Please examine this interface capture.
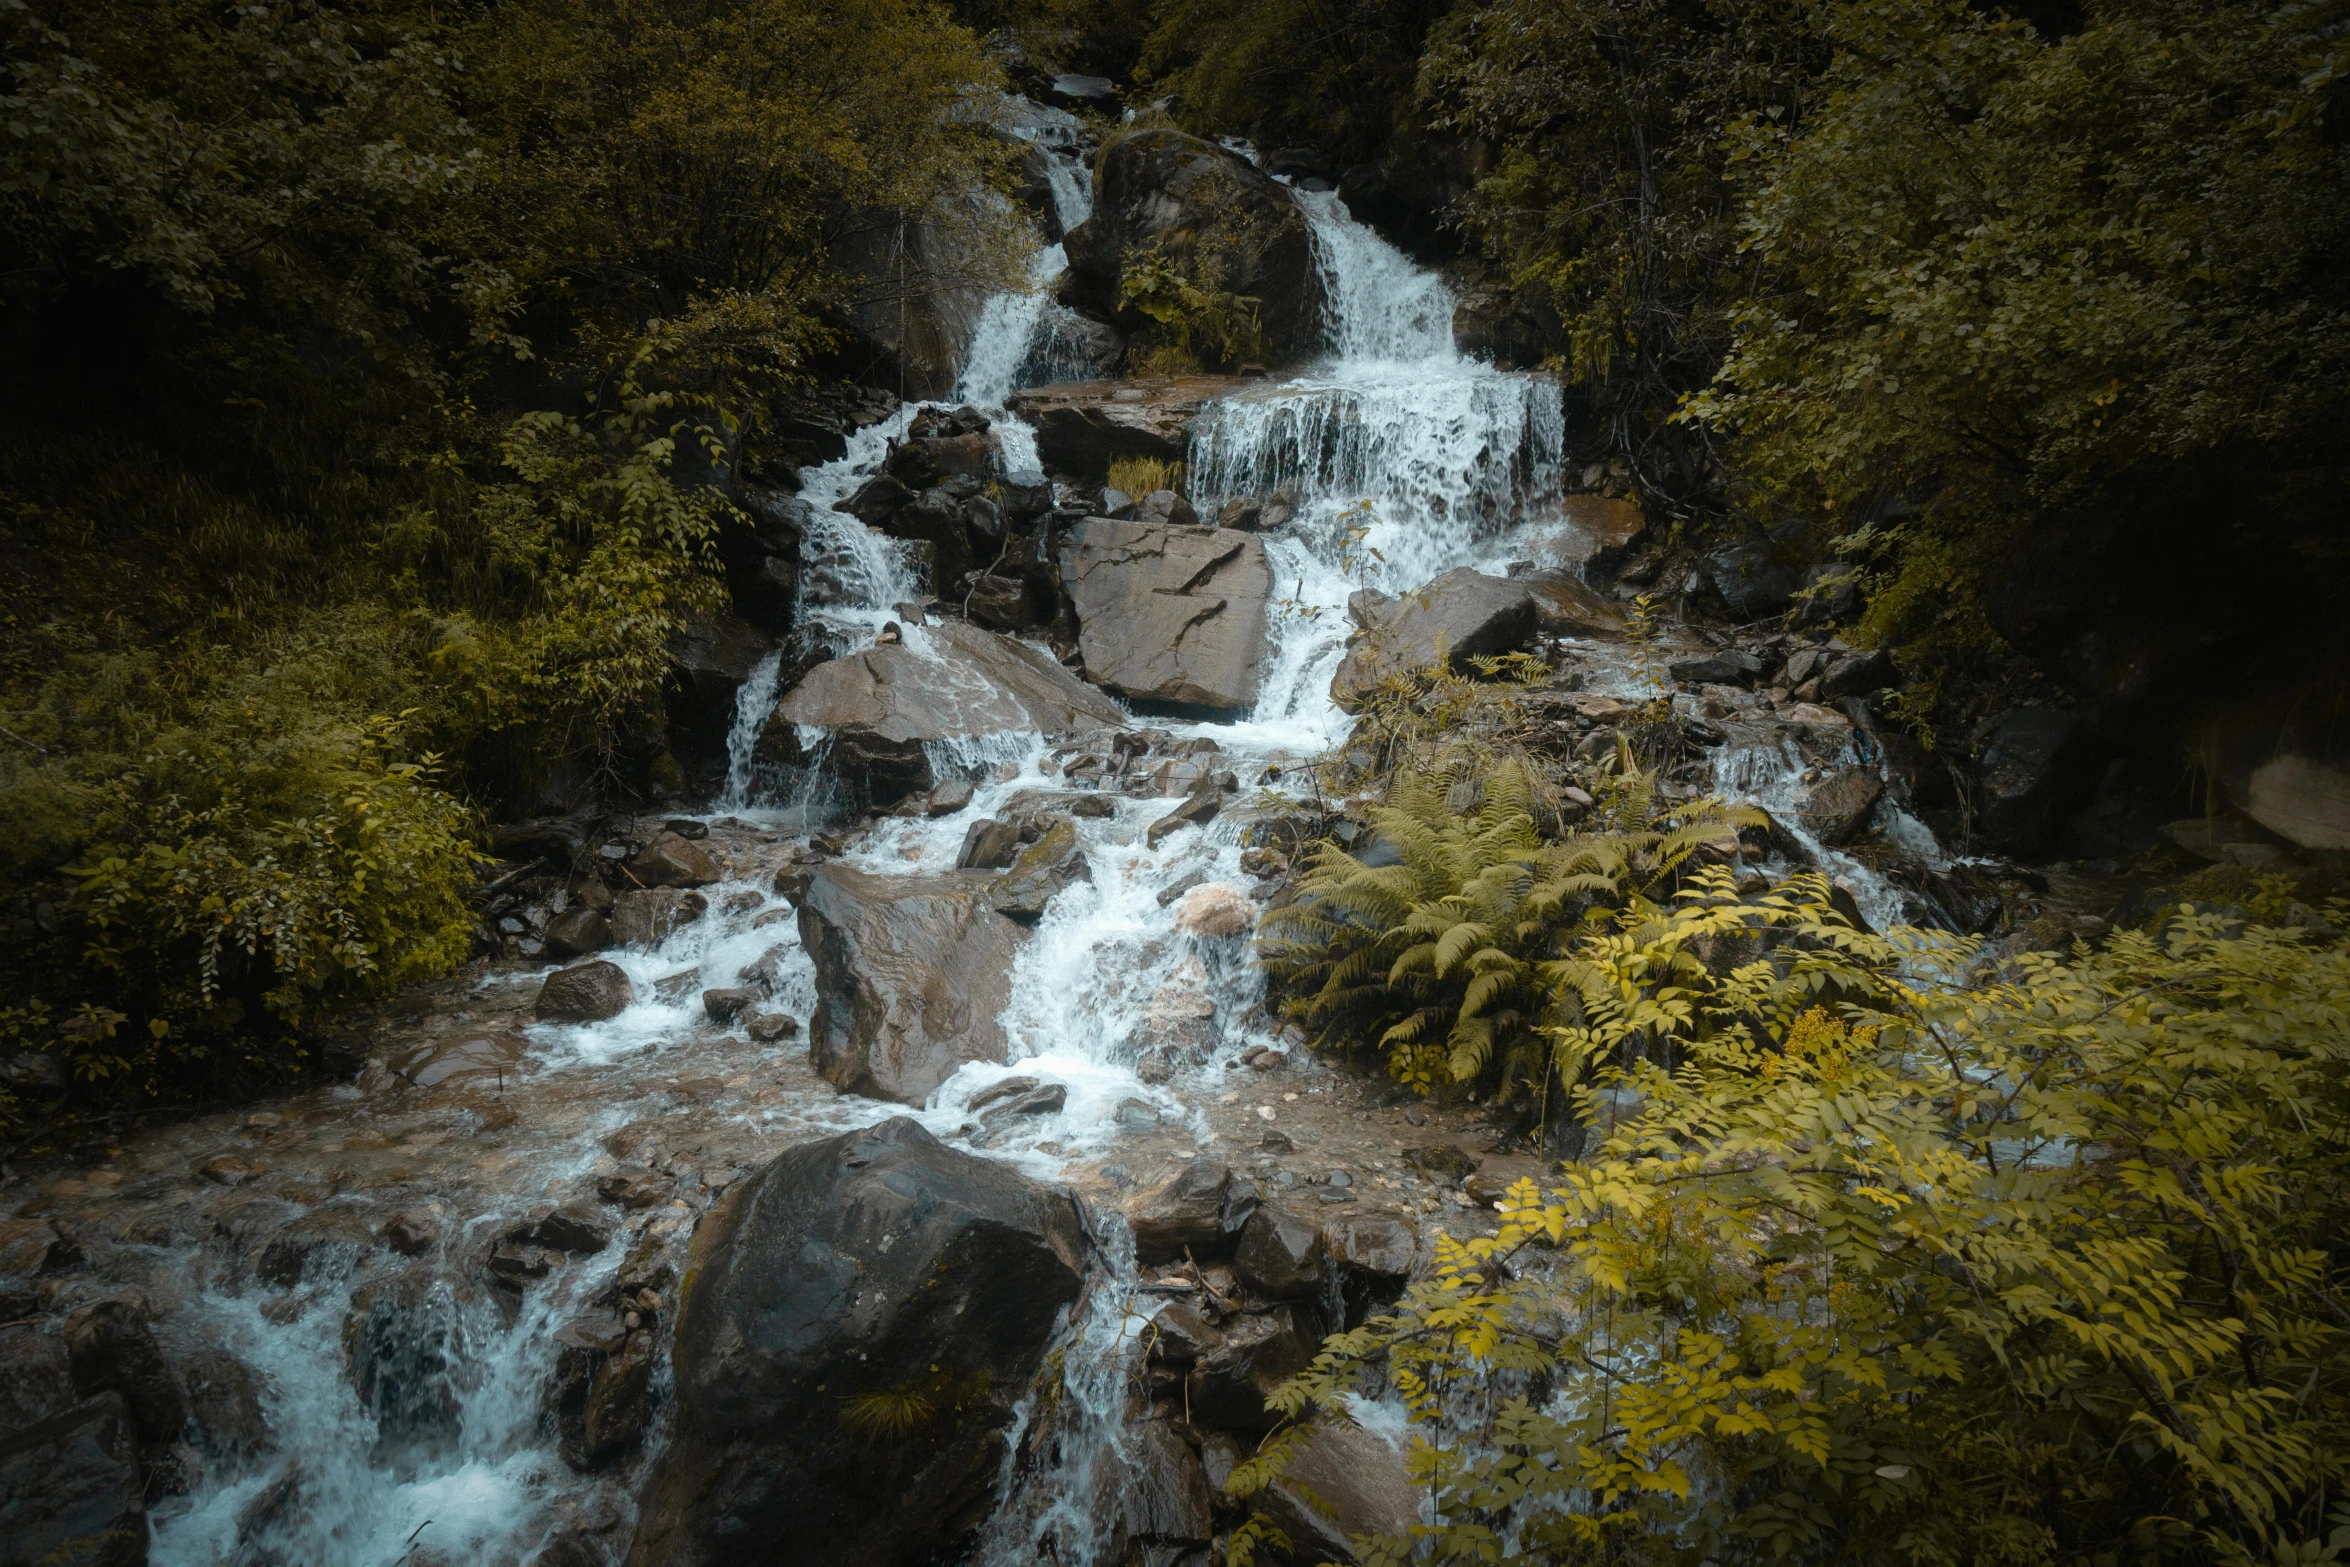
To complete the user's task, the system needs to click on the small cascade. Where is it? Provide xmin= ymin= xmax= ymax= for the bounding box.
xmin=718 ymin=648 xmax=785 ymax=807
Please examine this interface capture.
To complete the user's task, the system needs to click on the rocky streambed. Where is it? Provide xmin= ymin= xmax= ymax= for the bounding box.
xmin=4 ymin=101 xmax=2304 ymax=1567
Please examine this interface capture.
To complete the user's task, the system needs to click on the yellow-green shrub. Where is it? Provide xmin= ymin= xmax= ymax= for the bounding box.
xmin=1238 ymin=882 xmax=2350 ymax=1566
xmin=1258 ymin=752 xmax=1761 ymax=1102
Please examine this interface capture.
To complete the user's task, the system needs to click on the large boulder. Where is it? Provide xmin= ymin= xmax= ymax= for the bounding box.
xmin=1062 ymin=130 xmax=1320 ymax=362
xmin=796 ymin=865 xmax=1029 ymax=1105
xmin=1003 ymin=376 xmax=1243 ymax=481
xmin=1248 ymin=1422 xmax=1417 ymax=1564
xmin=1974 ymin=707 xmax=2097 ymax=858
xmin=2236 ymin=755 xmax=2350 ymax=850
xmin=0 ymin=1330 xmax=148 ymax=1567
xmin=760 ymin=620 xmax=1127 ymax=807
xmin=535 ymin=961 xmax=636 ymax=1023
xmin=1060 ymin=519 xmax=1271 ymax=712
xmin=1331 ymin=569 xmax=1538 ymax=711
xmin=625 ymin=1117 xmax=1090 ymax=1567
xmin=1699 ymin=536 xmax=1807 ymax=622
xmin=1795 ymin=767 xmax=1884 ymax=848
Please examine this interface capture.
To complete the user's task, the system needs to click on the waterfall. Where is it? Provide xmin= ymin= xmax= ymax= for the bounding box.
xmin=718 ymin=648 xmax=785 ymax=807
xmin=136 ymin=142 xmax=1952 ymax=1567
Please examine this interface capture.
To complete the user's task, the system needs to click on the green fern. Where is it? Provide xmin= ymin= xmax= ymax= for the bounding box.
xmin=1258 ymin=749 xmax=1760 ymax=1101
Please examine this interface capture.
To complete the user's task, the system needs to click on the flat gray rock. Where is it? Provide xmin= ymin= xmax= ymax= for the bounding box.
xmin=1061 ymin=519 xmax=1270 ymax=712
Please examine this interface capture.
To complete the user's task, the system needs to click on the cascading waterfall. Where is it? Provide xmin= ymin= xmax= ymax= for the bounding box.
xmin=135 ymin=146 xmax=1948 ymax=1567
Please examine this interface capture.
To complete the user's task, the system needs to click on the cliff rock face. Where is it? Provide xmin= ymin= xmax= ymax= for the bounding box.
xmin=627 ymin=1118 xmax=1090 ymax=1567
xmin=1061 ymin=130 xmax=1320 ymax=363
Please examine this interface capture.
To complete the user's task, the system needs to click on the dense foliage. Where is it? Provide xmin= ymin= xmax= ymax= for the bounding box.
xmin=0 ymin=0 xmax=1017 ymax=1127
xmin=1690 ymin=0 xmax=2350 ymax=730
xmin=1261 ymin=750 xmax=1762 ymax=1107
xmin=1243 ymin=879 xmax=2350 ymax=1565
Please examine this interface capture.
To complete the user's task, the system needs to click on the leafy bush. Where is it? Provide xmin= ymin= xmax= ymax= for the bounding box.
xmin=1690 ymin=0 xmax=2350 ymax=725
xmin=11 ymin=691 xmax=479 ymax=1110
xmin=1118 ymin=237 xmax=1267 ymax=371
xmin=1240 ymin=885 xmax=2350 ymax=1565
xmin=1259 ymin=751 xmax=1761 ymax=1103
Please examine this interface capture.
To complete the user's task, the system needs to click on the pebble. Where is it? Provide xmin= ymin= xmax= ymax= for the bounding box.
xmin=1254 ymin=1106 xmax=1276 ymax=1122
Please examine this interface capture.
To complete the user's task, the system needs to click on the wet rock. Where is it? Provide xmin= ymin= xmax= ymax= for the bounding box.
xmin=555 ymin=1328 xmax=657 ymax=1472
xmin=1401 ymin=1144 xmax=1477 ymax=1183
xmin=625 ymin=1117 xmax=1089 ymax=1567
xmin=1134 ymin=489 xmax=1200 ymax=530
xmin=1974 ymin=707 xmax=2097 ymax=858
xmin=544 ymin=906 xmax=614 ymax=958
xmin=1155 ymin=868 xmax=1209 ymax=908
xmin=957 ymin=816 xmax=1025 ymax=871
xmin=796 ymin=864 xmax=1028 ymax=1105
xmin=1145 ymin=790 xmax=1221 ymax=849
xmin=1331 ymin=569 xmax=1537 ymax=711
xmin=926 ymin=778 xmax=977 ymax=816
xmin=1249 ymin=1421 xmax=1416 ymax=1564
xmin=382 ymin=1210 xmax=440 ymax=1257
xmin=1004 ymin=374 xmax=1242 ymax=478
xmin=1114 ymin=1098 xmax=1162 ymax=1131
xmin=535 ymin=961 xmax=637 ymax=1023
xmin=1323 ymin=1213 xmax=1419 ymax=1327
xmin=0 ymin=1382 xmax=148 ymax=1567
xmin=596 ymin=1169 xmax=674 ymax=1211
xmin=182 ymin=1348 xmax=268 ymax=1461
xmin=627 ymin=832 xmax=721 ymax=889
xmin=1518 ymin=569 xmax=1626 ymax=636
xmin=253 ymin=1206 xmax=377 ymax=1287
xmin=387 ymin=1030 xmax=528 ymax=1092
xmin=1092 ymin=1418 xmax=1214 ymax=1557
xmin=1796 ymin=767 xmax=1884 ymax=848
xmin=2237 ymin=755 xmax=2350 ymax=851
xmin=489 ymin=1243 xmax=560 ymax=1288
xmin=1699 ymin=537 xmax=1805 ymax=621
xmin=1819 ymin=647 xmax=1896 ymax=699
xmin=1184 ymin=1304 xmax=1314 ymax=1433
xmin=610 ymin=887 xmax=709 ymax=949
xmin=1172 ymin=882 xmax=1252 ymax=938
xmin=0 ymin=1218 xmax=80 ymax=1292
xmin=745 ymin=1010 xmax=800 ymax=1043
xmin=524 ymin=1202 xmax=613 ymax=1255
xmin=346 ymin=1273 xmax=462 ymax=1459
xmin=198 ymin=1153 xmax=266 ymax=1188
xmin=966 ymin=1077 xmax=1041 ymax=1115
xmin=701 ymin=987 xmax=760 ymax=1023
xmin=1060 ymin=519 xmax=1271 ymax=712
xmin=1144 ymin=1300 xmax=1221 ymax=1365
xmin=1129 ymin=1160 xmax=1234 ymax=1264
xmin=1233 ymin=1205 xmax=1325 ymax=1301
xmin=763 ymin=620 xmax=1125 ymax=808
xmin=66 ymin=1296 xmax=186 ymax=1448
xmin=667 ymin=611 xmax=778 ymax=761
xmin=989 ymin=818 xmax=1092 ymax=922
xmin=1062 ymin=130 xmax=1320 ymax=362
xmin=976 ymin=1083 xmax=1067 ymax=1133
xmin=1669 ymin=651 xmax=1763 ymax=687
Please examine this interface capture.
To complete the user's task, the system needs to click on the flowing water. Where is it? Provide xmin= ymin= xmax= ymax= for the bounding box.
xmin=120 ymin=142 xmax=1937 ymax=1567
